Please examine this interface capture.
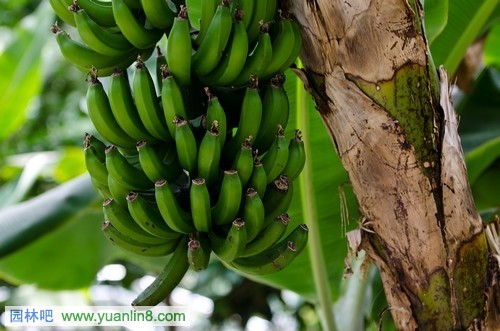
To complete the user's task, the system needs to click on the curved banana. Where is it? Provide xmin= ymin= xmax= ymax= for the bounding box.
xmin=235 ymin=0 xmax=254 ymax=28
xmin=254 ymin=74 xmax=289 ymax=152
xmin=205 ymin=88 xmax=227 ymax=149
xmin=71 ymin=4 xmax=134 ymax=57
xmin=279 ymin=18 xmax=303 ymax=73
xmin=224 ymin=79 xmax=262 ymax=160
xmin=91 ymin=177 xmax=112 ymax=199
xmin=245 ymin=0 xmax=268 ymax=43
xmin=230 ymin=223 xmax=308 ymax=275
xmin=77 ymin=0 xmax=117 ymax=27
xmin=108 ymin=68 xmax=157 ymax=142
xmin=161 ymin=66 xmax=189 ymax=137
xmin=127 ymin=191 xmax=180 ymax=240
xmin=102 ymin=221 xmax=180 ymax=257
xmin=194 ymin=0 xmax=218 ymax=45
xmin=132 ymin=235 xmax=189 ymax=306
xmin=105 ymin=145 xmax=153 ymax=190
xmin=133 ymin=58 xmax=172 ymax=141
xmin=247 ymin=154 xmax=267 ymax=198
xmin=262 ymin=0 xmax=278 ymax=29
xmin=112 ymin=0 xmax=164 ymax=49
xmin=260 ymin=125 xmax=289 ymax=183
xmin=197 ymin=121 xmax=221 ymax=187
xmin=281 ymin=130 xmax=306 ymax=182
xmin=84 ymin=144 xmax=108 ymax=187
xmin=263 ymin=175 xmax=293 ymax=223
xmin=49 ymin=0 xmax=76 ymax=26
xmin=240 ymin=213 xmax=289 ymax=257
xmin=190 ymin=178 xmax=212 ymax=232
xmin=166 ymin=6 xmax=192 ymax=86
xmin=187 ymin=234 xmax=212 ymax=271
xmin=155 ymin=179 xmax=195 ymax=234
xmin=231 ymin=25 xmax=273 ymax=86
xmin=191 ymin=0 xmax=233 ymax=76
xmin=85 ymin=68 xmax=136 ymax=149
xmin=103 ymin=198 xmax=168 ymax=244
xmin=137 ymin=140 xmax=183 ymax=183
xmin=155 ymin=47 xmax=167 ymax=91
xmin=201 ymin=10 xmax=249 ymax=86
xmin=51 ymin=24 xmax=136 ymax=74
xmin=108 ymin=174 xmax=132 ymax=207
xmin=231 ymin=137 xmax=254 ymax=187
xmin=212 ymin=170 xmax=243 ymax=226
xmin=243 ymin=188 xmax=265 ymax=241
xmin=210 ymin=219 xmax=247 ymax=262
xmin=173 ymin=117 xmax=198 ymax=175
xmin=141 ymin=0 xmax=176 ymax=29
xmin=84 ymin=133 xmax=106 ymax=162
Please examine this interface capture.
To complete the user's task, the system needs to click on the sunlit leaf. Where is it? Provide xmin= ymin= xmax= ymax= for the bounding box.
xmin=423 ymin=0 xmax=448 ymax=45
xmin=484 ymin=24 xmax=500 ymax=69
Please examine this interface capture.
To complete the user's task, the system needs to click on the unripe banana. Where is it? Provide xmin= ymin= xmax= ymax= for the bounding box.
xmin=103 ymin=198 xmax=168 ymax=244
xmin=194 ymin=0 xmax=218 ymax=45
xmin=90 ymin=177 xmax=111 ymax=199
xmin=173 ymin=116 xmax=198 ymax=175
xmin=137 ymin=140 xmax=183 ymax=183
xmin=85 ymin=68 xmax=136 ymax=149
xmin=49 ymin=0 xmax=76 ymax=26
xmin=161 ymin=66 xmax=189 ymax=138
xmin=240 ymin=213 xmax=290 ymax=257
xmin=187 ymin=234 xmax=212 ymax=271
xmin=235 ymin=0 xmax=254 ymax=28
xmin=230 ymin=223 xmax=308 ymax=275
xmin=166 ymin=6 xmax=192 ymax=86
xmin=84 ymin=144 xmax=108 ymax=187
xmin=155 ymin=179 xmax=195 ymax=234
xmin=105 ymin=145 xmax=153 ymax=190
xmin=281 ymin=130 xmax=306 ymax=182
xmin=246 ymin=0 xmax=268 ymax=43
xmin=280 ymin=18 xmax=303 ymax=73
xmin=260 ymin=125 xmax=289 ymax=183
xmin=210 ymin=219 xmax=247 ymax=262
xmin=197 ymin=121 xmax=221 ymax=187
xmin=84 ymin=133 xmax=106 ymax=162
xmin=133 ymin=57 xmax=172 ymax=141
xmin=107 ymin=174 xmax=131 ymax=207
xmin=263 ymin=175 xmax=293 ymax=224
xmin=102 ymin=221 xmax=180 ymax=257
xmin=205 ymin=88 xmax=227 ymax=149
xmin=140 ymin=0 xmax=176 ymax=29
xmin=190 ymin=178 xmax=212 ymax=232
xmin=247 ymin=153 xmax=267 ymax=198
xmin=77 ymin=0 xmax=117 ymax=27
xmin=132 ymin=235 xmax=189 ymax=306
xmin=212 ymin=170 xmax=243 ymax=226
xmin=155 ymin=47 xmax=167 ymax=92
xmin=243 ymin=188 xmax=266 ymax=242
xmin=231 ymin=137 xmax=254 ymax=187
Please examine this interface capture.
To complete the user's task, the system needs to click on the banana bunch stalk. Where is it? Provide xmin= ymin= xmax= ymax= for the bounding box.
xmin=54 ymin=0 xmax=307 ymax=307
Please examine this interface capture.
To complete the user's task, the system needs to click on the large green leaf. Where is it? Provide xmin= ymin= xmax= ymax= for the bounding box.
xmin=423 ymin=0 xmax=448 ymax=45
xmin=0 ymin=1 xmax=54 ymax=141
xmin=484 ymin=23 xmax=500 ymax=69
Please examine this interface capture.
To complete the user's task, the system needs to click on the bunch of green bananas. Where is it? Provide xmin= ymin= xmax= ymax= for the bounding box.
xmin=52 ymin=0 xmax=307 ymax=307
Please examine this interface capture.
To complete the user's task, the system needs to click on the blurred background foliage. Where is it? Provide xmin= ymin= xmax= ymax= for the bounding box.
xmin=0 ymin=0 xmax=498 ymax=330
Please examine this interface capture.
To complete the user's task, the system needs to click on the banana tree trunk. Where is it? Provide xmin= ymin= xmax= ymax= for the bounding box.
xmin=284 ymin=0 xmax=494 ymax=329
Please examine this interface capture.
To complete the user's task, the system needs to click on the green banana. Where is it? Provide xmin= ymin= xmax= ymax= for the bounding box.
xmin=166 ymin=6 xmax=192 ymax=86
xmin=161 ymin=66 xmax=190 ymax=137
xmin=263 ymin=175 xmax=293 ymax=223
xmin=191 ymin=0 xmax=233 ymax=76
xmin=200 ymin=10 xmax=249 ymax=86
xmin=123 ymin=0 xmax=142 ymax=9
xmin=108 ymin=68 xmax=157 ymax=142
xmin=210 ymin=219 xmax=247 ymax=262
xmin=140 ymin=0 xmax=176 ymax=29
xmin=254 ymin=74 xmax=289 ymax=152
xmin=103 ymin=198 xmax=168 ymax=244
xmin=232 ymin=25 xmax=273 ymax=85
xmin=155 ymin=47 xmax=167 ymax=92
xmin=102 ymin=221 xmax=180 ymax=257
xmin=262 ymin=0 xmax=278 ymax=29
xmin=49 ymin=0 xmax=76 ymax=26
xmin=235 ymin=0 xmax=254 ymax=28
xmin=51 ymin=24 xmax=136 ymax=74
xmin=187 ymin=234 xmax=212 ymax=271
xmin=245 ymin=0 xmax=269 ymax=43
xmin=90 ymin=177 xmax=111 ymax=199
xmin=84 ymin=144 xmax=108 ymax=187
xmin=190 ymin=178 xmax=212 ymax=232
xmin=197 ymin=121 xmax=221 ymax=187
xmin=260 ymin=125 xmax=289 ymax=183
xmin=194 ymin=0 xmax=218 ymax=45
xmin=240 ymin=213 xmax=289 ymax=257
xmin=281 ymin=130 xmax=306 ymax=182
xmin=205 ymin=88 xmax=227 ymax=149
xmin=108 ymin=173 xmax=132 ymax=207
xmin=132 ymin=235 xmax=189 ymax=306
xmin=105 ymin=145 xmax=153 ymax=190
xmin=155 ymin=179 xmax=195 ymax=234
xmin=280 ymin=18 xmax=303 ymax=73
xmin=137 ymin=140 xmax=183 ymax=183
xmin=231 ymin=137 xmax=254 ymax=187
xmin=230 ymin=223 xmax=308 ymax=275
xmin=85 ymin=68 xmax=136 ymax=149
xmin=224 ymin=79 xmax=262 ymax=160
xmin=112 ymin=0 xmax=164 ymax=49
xmin=173 ymin=117 xmax=198 ymax=175
xmin=127 ymin=191 xmax=180 ymax=240
xmin=247 ymin=154 xmax=267 ymax=198
xmin=71 ymin=4 xmax=134 ymax=57
xmin=212 ymin=170 xmax=243 ymax=226
xmin=84 ymin=133 xmax=106 ymax=162
xmin=242 ymin=188 xmax=265 ymax=241
xmin=77 ymin=0 xmax=117 ymax=27
xmin=133 ymin=58 xmax=172 ymax=141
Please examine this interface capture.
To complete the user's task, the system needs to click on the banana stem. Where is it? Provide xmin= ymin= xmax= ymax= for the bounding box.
xmin=296 ymin=68 xmax=337 ymax=331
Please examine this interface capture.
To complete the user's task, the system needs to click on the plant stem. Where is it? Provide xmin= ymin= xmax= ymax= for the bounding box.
xmin=296 ymin=69 xmax=337 ymax=331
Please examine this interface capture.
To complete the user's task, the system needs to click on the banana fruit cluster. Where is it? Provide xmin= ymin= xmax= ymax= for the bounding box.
xmin=52 ymin=0 xmax=307 ymax=307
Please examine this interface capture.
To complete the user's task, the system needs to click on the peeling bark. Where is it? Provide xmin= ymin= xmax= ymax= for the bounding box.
xmin=284 ymin=0 xmax=490 ymax=329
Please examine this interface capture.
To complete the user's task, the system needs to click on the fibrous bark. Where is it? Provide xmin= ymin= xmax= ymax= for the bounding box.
xmin=284 ymin=0 xmax=490 ymax=329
